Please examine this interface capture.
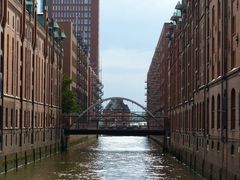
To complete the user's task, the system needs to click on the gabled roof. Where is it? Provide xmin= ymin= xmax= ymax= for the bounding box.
xmin=104 ymin=99 xmax=130 ymax=113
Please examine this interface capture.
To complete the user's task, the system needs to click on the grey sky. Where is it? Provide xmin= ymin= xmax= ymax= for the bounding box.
xmin=37 ymin=0 xmax=179 ymax=106
xmin=100 ymin=0 xmax=179 ymax=106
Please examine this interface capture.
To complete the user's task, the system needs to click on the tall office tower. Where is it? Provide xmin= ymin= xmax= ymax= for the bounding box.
xmin=47 ymin=0 xmax=99 ymax=75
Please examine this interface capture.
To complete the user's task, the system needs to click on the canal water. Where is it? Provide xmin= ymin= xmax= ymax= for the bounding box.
xmin=2 ymin=137 xmax=202 ymax=180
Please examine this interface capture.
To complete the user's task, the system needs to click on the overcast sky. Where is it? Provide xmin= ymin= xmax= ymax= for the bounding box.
xmin=100 ymin=0 xmax=179 ymax=106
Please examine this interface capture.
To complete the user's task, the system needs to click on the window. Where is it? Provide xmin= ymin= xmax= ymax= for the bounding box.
xmin=5 ymin=108 xmax=8 ymax=127
xmin=231 ymin=144 xmax=235 ymax=155
xmin=231 ymin=89 xmax=236 ymax=130
xmin=10 ymin=109 xmax=13 ymax=127
xmin=12 ymin=37 xmax=14 ymax=94
xmin=211 ymin=140 xmax=214 ymax=149
xmin=231 ymin=50 xmax=236 ymax=69
xmin=218 ymin=30 xmax=221 ymax=49
xmin=7 ymin=11 xmax=9 ymax=25
xmin=211 ymin=96 xmax=215 ymax=129
xmin=12 ymin=15 xmax=14 ymax=29
xmin=217 ymin=94 xmax=221 ymax=129
xmin=17 ymin=20 xmax=20 ymax=33
xmin=217 ymin=142 xmax=220 ymax=152
xmin=24 ymin=111 xmax=26 ymax=127
xmin=232 ymin=16 xmax=236 ymax=35
xmin=207 ymin=98 xmax=209 ymax=133
xmin=16 ymin=110 xmax=18 ymax=128
xmin=16 ymin=41 xmax=19 ymax=96
xmin=6 ymin=34 xmax=9 ymax=93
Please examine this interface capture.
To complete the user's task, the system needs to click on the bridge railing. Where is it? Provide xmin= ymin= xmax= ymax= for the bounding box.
xmin=70 ymin=121 xmax=98 ymax=130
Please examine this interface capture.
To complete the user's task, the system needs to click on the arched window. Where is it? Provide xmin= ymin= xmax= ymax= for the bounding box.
xmin=211 ymin=96 xmax=215 ymax=129
xmin=231 ymin=89 xmax=236 ymax=130
xmin=217 ymin=94 xmax=221 ymax=129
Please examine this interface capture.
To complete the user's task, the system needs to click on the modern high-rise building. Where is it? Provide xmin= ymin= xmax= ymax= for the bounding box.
xmin=46 ymin=0 xmax=99 ymax=75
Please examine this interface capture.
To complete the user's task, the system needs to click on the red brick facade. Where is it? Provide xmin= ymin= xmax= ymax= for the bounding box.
xmin=0 ymin=0 xmax=64 ymax=172
xmin=149 ymin=0 xmax=240 ymax=179
xmin=147 ymin=23 xmax=170 ymax=116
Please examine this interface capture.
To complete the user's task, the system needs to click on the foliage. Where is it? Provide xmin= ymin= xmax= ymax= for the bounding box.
xmin=62 ymin=75 xmax=80 ymax=113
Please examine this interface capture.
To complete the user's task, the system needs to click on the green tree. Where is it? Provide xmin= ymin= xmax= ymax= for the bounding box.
xmin=62 ymin=75 xmax=80 ymax=113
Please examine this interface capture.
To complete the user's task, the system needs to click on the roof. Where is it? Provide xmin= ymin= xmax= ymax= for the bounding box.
xmin=104 ymin=99 xmax=130 ymax=113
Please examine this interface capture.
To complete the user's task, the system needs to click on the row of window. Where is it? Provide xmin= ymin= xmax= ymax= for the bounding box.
xmin=173 ymin=133 xmax=238 ymax=156
xmin=52 ymin=11 xmax=91 ymax=18
xmin=171 ymin=88 xmax=240 ymax=132
xmin=4 ymin=131 xmax=54 ymax=147
xmin=4 ymin=108 xmax=56 ymax=128
xmin=211 ymin=89 xmax=240 ymax=130
xmin=74 ymin=18 xmax=91 ymax=25
xmin=5 ymin=34 xmax=43 ymax=99
xmin=52 ymin=5 xmax=91 ymax=11
xmin=52 ymin=0 xmax=91 ymax=4
xmin=5 ymin=32 xmax=61 ymax=104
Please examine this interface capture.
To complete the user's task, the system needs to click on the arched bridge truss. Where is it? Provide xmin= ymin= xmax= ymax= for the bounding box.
xmin=64 ymin=97 xmax=167 ymax=136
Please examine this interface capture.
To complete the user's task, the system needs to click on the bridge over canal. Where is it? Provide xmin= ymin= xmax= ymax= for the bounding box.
xmin=62 ymin=97 xmax=169 ymax=137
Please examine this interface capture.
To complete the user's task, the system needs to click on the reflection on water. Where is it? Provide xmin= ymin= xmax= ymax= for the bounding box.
xmin=2 ymin=136 xmax=202 ymax=180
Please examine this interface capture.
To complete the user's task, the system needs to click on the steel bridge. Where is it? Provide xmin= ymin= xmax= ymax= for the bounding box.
xmin=63 ymin=97 xmax=168 ymax=136
xmin=64 ymin=129 xmax=165 ymax=136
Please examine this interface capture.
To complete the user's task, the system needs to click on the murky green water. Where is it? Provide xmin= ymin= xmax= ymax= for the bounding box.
xmin=1 ymin=136 xmax=202 ymax=179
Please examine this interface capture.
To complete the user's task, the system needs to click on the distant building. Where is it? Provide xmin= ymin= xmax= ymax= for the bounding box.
xmin=59 ymin=22 xmax=89 ymax=124
xmin=103 ymin=99 xmax=130 ymax=128
xmin=46 ymin=0 xmax=102 ymax=116
xmin=46 ymin=0 xmax=99 ymax=75
xmin=147 ymin=23 xmax=170 ymax=117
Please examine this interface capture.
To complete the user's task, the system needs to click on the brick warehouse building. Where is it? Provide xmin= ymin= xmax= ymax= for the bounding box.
xmin=147 ymin=23 xmax=170 ymax=117
xmin=59 ymin=22 xmax=89 ymax=124
xmin=103 ymin=99 xmax=130 ymax=128
xmin=149 ymin=0 xmax=240 ymax=179
xmin=0 ymin=0 xmax=65 ymax=172
xmin=45 ymin=0 xmax=103 ymax=117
